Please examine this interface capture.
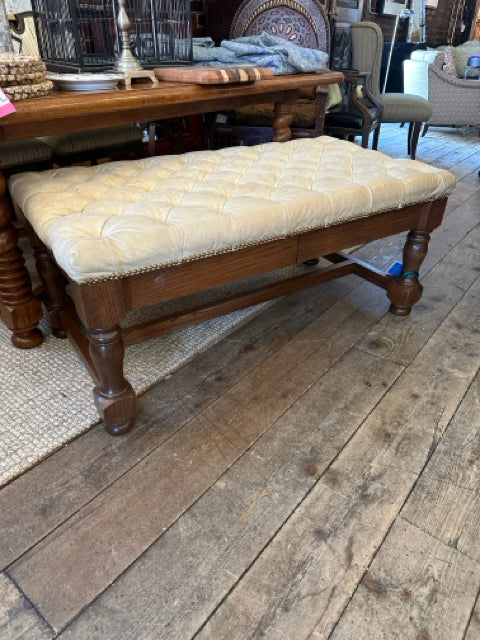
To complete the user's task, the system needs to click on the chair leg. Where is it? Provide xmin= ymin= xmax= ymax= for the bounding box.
xmin=422 ymin=124 xmax=429 ymax=137
xmin=361 ymin=129 xmax=370 ymax=149
xmin=372 ymin=124 xmax=381 ymax=150
xmin=408 ymin=122 xmax=422 ymax=160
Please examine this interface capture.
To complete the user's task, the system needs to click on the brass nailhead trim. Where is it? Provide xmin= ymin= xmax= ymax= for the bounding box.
xmin=79 ymin=192 xmax=452 ymax=286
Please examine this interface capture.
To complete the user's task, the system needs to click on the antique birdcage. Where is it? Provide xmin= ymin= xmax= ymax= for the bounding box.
xmin=31 ymin=0 xmax=192 ymax=72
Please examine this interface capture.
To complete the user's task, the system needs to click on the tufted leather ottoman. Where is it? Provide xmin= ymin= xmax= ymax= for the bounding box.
xmin=9 ymin=136 xmax=456 ymax=435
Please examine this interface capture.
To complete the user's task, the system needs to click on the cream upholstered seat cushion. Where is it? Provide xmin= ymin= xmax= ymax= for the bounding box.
xmin=9 ymin=136 xmax=455 ymax=284
xmin=381 ymin=93 xmax=433 ymax=125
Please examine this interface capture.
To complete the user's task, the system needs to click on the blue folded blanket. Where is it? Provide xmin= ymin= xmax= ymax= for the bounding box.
xmin=193 ymin=33 xmax=328 ymax=75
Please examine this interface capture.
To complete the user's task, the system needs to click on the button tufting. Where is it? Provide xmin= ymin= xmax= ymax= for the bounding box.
xmin=9 ymin=137 xmax=456 ymax=284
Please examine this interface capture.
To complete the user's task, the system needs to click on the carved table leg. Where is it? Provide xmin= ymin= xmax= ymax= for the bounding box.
xmin=0 ymin=173 xmax=43 ymax=348
xmin=272 ymin=101 xmax=294 ymax=142
xmin=387 ymin=229 xmax=430 ymax=316
xmin=88 ymin=325 xmax=137 ymax=435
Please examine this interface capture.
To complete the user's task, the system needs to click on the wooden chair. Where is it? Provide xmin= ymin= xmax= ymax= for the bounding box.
xmin=323 ymin=69 xmax=383 ymax=150
xmin=209 ymin=0 xmax=333 ymax=149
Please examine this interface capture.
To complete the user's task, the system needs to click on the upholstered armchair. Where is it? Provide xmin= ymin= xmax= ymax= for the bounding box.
xmin=403 ymin=49 xmax=480 ymax=133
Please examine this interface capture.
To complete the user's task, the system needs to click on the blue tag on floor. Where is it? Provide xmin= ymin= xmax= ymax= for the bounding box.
xmin=387 ymin=261 xmax=403 ymax=277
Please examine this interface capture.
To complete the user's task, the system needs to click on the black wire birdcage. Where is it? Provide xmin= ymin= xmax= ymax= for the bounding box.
xmin=31 ymin=0 xmax=192 ymax=72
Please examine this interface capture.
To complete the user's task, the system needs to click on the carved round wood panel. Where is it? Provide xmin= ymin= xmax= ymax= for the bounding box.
xmin=231 ymin=0 xmax=329 ymax=53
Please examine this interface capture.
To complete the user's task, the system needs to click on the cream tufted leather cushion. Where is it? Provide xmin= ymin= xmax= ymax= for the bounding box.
xmin=9 ymin=136 xmax=456 ymax=284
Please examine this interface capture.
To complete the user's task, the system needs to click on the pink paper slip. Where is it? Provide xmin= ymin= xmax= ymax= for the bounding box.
xmin=0 ymin=88 xmax=16 ymax=117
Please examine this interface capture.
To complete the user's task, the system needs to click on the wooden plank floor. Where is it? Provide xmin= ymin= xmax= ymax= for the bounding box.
xmin=1 ymin=124 xmax=479 ymax=640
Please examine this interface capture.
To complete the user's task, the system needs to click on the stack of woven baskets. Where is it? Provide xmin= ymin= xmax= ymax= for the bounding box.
xmin=0 ymin=52 xmax=52 ymax=101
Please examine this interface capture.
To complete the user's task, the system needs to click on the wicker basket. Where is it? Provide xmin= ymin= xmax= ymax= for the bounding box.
xmin=0 ymin=52 xmax=52 ymax=100
xmin=3 ymin=79 xmax=53 ymax=100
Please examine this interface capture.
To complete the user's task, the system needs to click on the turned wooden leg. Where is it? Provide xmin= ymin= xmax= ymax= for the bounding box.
xmin=372 ymin=124 xmax=381 ymax=150
xmin=0 ymin=174 xmax=43 ymax=348
xmin=387 ymin=229 xmax=430 ymax=316
xmin=272 ymin=101 xmax=294 ymax=142
xmin=408 ymin=122 xmax=421 ymax=159
xmin=88 ymin=325 xmax=137 ymax=435
xmin=31 ymin=235 xmax=69 ymax=338
xmin=361 ymin=129 xmax=370 ymax=149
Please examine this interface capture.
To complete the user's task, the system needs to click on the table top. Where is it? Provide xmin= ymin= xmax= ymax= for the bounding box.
xmin=0 ymin=71 xmax=343 ymax=142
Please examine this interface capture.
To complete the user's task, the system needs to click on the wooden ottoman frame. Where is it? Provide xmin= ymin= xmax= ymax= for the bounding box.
xmin=28 ymin=195 xmax=447 ymax=435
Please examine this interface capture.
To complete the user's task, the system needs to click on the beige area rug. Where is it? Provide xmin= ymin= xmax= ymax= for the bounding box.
xmin=0 ymin=268 xmax=282 ymax=487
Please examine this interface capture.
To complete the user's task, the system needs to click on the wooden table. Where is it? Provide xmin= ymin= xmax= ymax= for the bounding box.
xmin=0 ymin=71 xmax=343 ymax=347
